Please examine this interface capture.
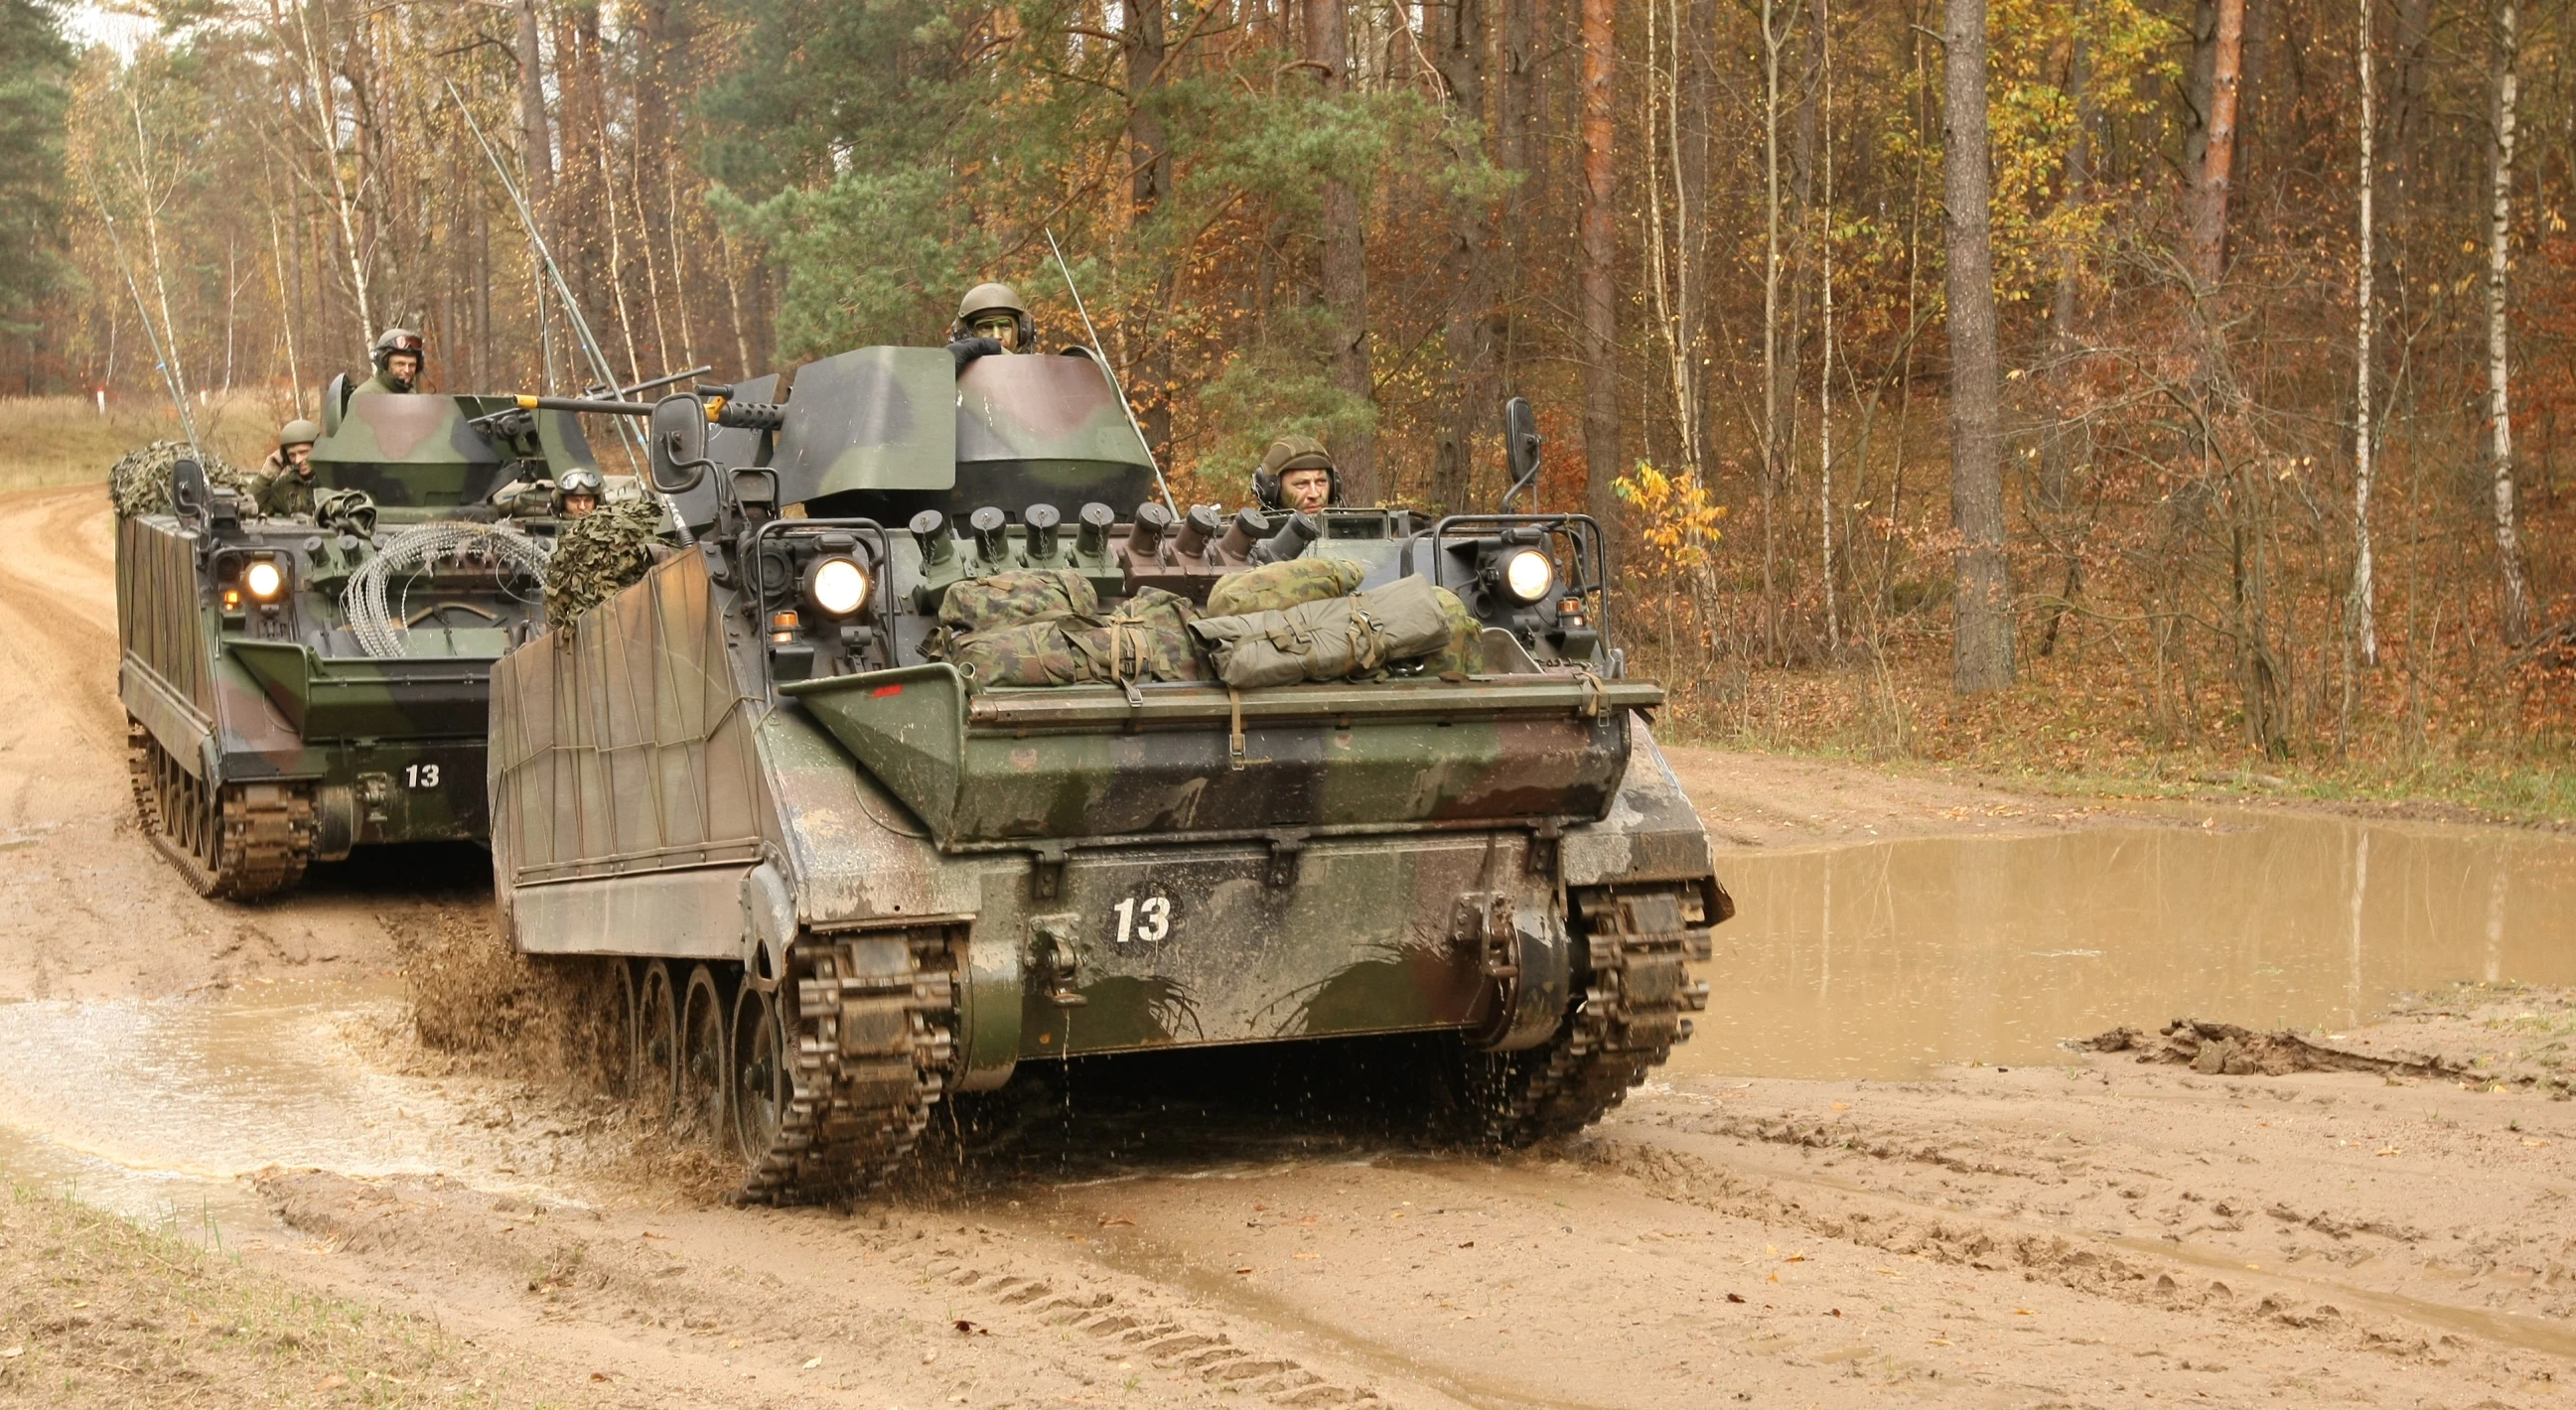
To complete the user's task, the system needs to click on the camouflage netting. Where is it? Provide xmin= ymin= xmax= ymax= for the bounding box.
xmin=542 ymin=498 xmax=666 ymax=624
xmin=106 ymin=440 xmax=257 ymax=518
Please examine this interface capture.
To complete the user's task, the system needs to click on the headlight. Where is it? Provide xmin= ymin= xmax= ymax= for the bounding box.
xmin=1500 ymin=547 xmax=1554 ymax=605
xmin=804 ymin=556 xmax=870 ymax=617
xmin=243 ymin=560 xmax=286 ymax=602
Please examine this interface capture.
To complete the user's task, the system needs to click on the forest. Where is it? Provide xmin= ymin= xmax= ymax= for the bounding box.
xmin=15 ymin=0 xmax=2576 ymax=802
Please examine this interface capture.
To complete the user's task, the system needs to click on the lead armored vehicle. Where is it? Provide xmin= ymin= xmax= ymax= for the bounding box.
xmin=487 ymin=348 xmax=1728 ymax=1200
xmin=116 ymin=392 xmax=603 ymax=896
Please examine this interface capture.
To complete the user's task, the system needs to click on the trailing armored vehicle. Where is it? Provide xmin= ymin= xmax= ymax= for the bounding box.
xmin=487 ymin=347 xmax=1729 ymax=1201
xmin=115 ymin=392 xmax=605 ymax=897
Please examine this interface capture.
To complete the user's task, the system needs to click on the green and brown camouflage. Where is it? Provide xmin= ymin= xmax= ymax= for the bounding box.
xmin=109 ymin=440 xmax=257 ymax=519
xmin=1202 ymin=555 xmax=1366 ymax=617
xmin=949 ymin=583 xmax=1204 ymax=689
xmin=114 ymin=393 xmax=617 ymax=899
xmin=542 ymin=497 xmax=666 ymax=621
xmin=487 ymin=343 xmax=1727 ymax=1202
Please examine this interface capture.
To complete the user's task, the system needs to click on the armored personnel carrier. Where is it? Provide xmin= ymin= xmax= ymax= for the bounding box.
xmin=115 ymin=392 xmax=604 ymax=897
xmin=487 ymin=348 xmax=1728 ymax=1200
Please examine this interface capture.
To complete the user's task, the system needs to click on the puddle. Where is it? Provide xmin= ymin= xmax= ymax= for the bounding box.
xmin=0 ymin=977 xmax=580 ymax=1229
xmin=1675 ymin=812 xmax=2576 ymax=1080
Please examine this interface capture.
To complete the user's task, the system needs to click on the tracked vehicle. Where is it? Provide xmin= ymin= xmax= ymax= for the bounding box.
xmin=488 ymin=348 xmax=1729 ymax=1200
xmin=116 ymin=392 xmax=603 ymax=897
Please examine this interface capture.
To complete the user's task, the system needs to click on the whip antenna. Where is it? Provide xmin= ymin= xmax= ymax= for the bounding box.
xmin=1045 ymin=228 xmax=1176 ymax=517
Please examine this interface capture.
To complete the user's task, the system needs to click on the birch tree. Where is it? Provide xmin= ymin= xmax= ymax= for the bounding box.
xmin=1579 ymin=0 xmax=1620 ymax=568
xmin=2485 ymin=0 xmax=2531 ymax=640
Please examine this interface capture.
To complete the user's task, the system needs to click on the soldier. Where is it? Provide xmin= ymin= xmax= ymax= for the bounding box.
xmin=555 ymin=467 xmax=604 ymax=519
xmin=354 ymin=328 xmax=426 ymax=395
xmin=946 ymin=283 xmax=1033 ymax=370
xmin=252 ymin=419 xmax=324 ymax=518
xmin=1252 ymin=436 xmax=1339 ymax=514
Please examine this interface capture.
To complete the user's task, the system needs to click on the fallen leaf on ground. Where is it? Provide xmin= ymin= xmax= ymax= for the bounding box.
xmin=316 ymin=1374 xmax=350 ymax=1390
xmin=2013 ymin=1309 xmax=2033 ymax=1317
xmin=802 ymin=1356 xmax=822 ymax=1368
xmin=1725 ymin=1294 xmax=1746 ymax=1304
xmin=1098 ymin=1214 xmax=1135 ymax=1227
xmin=953 ymin=1320 xmax=986 ymax=1335
xmin=2375 ymin=1147 xmax=2402 ymax=1156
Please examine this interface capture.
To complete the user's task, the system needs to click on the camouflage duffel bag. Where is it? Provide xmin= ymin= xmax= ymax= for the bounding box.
xmin=954 ymin=587 xmax=1206 ymax=689
xmin=1189 ymin=575 xmax=1453 ymax=690
xmin=1204 ymin=556 xmax=1366 ymax=618
xmin=939 ymin=568 xmax=1097 ymax=634
xmin=1410 ymin=586 xmax=1483 ymax=680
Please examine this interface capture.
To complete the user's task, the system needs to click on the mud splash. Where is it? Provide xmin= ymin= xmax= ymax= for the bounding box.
xmin=1678 ymin=810 xmax=2576 ymax=1079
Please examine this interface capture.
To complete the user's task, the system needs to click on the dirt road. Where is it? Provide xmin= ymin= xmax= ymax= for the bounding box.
xmin=4 ymin=482 xmax=2572 ymax=1408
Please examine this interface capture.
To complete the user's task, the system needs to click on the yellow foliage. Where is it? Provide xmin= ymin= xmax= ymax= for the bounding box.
xmin=1615 ymin=462 xmax=1726 ymax=581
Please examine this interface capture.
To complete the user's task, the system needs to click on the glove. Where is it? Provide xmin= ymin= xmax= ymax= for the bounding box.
xmin=948 ymin=336 xmax=1005 ymax=372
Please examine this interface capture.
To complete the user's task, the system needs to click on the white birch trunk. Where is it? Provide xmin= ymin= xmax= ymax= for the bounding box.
xmin=2487 ymin=0 xmax=2531 ymax=639
xmin=2351 ymin=0 xmax=2378 ymax=666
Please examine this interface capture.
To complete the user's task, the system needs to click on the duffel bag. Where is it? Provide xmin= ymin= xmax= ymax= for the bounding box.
xmin=1204 ymin=556 xmax=1367 ymax=618
xmin=1190 ymin=575 xmax=1453 ymax=689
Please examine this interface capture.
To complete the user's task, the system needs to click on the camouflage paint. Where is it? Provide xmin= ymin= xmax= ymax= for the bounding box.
xmin=115 ymin=395 xmax=600 ymax=870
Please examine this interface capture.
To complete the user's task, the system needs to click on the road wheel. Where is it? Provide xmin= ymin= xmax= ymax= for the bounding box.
xmin=679 ymin=964 xmax=730 ymax=1142
xmin=730 ymin=984 xmax=787 ymax=1166
xmin=635 ymin=961 xmax=680 ymax=1121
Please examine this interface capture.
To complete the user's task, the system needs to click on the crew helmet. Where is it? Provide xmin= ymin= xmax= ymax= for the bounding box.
xmin=950 ymin=282 xmax=1034 ymax=352
xmin=279 ymin=418 xmax=323 ymax=448
xmin=370 ymin=327 xmax=426 ymax=372
xmin=1252 ymin=435 xmax=1340 ymax=511
xmin=558 ymin=467 xmax=606 ymax=499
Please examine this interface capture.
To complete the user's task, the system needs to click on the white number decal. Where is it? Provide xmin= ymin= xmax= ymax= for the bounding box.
xmin=404 ymin=763 xmax=441 ymax=788
xmin=1109 ymin=895 xmax=1173 ymax=945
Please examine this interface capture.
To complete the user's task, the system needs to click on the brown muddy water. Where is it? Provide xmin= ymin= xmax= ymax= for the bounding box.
xmin=2 ymin=810 xmax=2571 ymax=1221
xmin=0 ymin=977 xmax=582 ymax=1231
xmin=1676 ymin=809 xmax=2576 ymax=1080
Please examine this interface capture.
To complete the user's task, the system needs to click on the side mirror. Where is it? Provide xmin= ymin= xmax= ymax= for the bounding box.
xmin=647 ymin=392 xmax=711 ymax=494
xmin=1501 ymin=397 xmax=1541 ymax=513
xmin=170 ymin=456 xmax=211 ymax=520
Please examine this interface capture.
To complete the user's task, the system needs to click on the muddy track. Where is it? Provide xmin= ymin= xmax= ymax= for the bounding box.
xmin=2 ymin=481 xmax=2571 ymax=1406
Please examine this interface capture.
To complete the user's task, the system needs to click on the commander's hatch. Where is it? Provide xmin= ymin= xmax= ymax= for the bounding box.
xmin=309 ymin=394 xmax=596 ymax=508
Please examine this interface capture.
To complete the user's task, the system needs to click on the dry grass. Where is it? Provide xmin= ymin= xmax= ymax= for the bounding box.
xmin=0 ymin=392 xmax=287 ymax=494
xmin=1650 ymin=634 xmax=2576 ymax=826
xmin=0 ymin=1185 xmax=500 ymax=1407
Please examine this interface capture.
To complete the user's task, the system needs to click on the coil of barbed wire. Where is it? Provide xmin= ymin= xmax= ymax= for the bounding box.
xmin=342 ymin=522 xmax=552 ymax=658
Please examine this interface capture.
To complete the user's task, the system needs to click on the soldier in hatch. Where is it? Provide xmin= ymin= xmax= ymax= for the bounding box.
xmin=1252 ymin=436 xmax=1340 ymax=514
xmin=252 ymin=419 xmax=324 ymax=518
xmin=555 ymin=467 xmax=604 ymax=519
xmin=354 ymin=328 xmax=426 ymax=395
xmin=946 ymin=283 xmax=1034 ymax=370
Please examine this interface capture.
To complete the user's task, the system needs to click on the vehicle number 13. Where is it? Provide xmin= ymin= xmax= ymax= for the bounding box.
xmin=403 ymin=763 xmax=441 ymax=788
xmin=1110 ymin=896 xmax=1172 ymax=945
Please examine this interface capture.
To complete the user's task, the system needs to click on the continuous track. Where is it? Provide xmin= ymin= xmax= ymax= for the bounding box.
xmin=1470 ymin=886 xmax=1713 ymax=1143
xmin=127 ymin=720 xmax=313 ymax=900
xmin=734 ymin=929 xmax=957 ymax=1204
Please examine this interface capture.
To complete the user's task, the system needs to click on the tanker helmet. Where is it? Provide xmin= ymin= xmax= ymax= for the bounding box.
xmin=371 ymin=327 xmax=426 ymax=373
xmin=1253 ymin=435 xmax=1339 ymax=511
xmin=558 ymin=467 xmax=605 ymax=500
xmin=951 ymin=282 xmax=1033 ymax=352
xmin=278 ymin=418 xmax=322 ymax=449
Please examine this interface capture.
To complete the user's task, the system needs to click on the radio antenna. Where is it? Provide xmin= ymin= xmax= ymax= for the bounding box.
xmin=1045 ymin=228 xmax=1177 ymax=517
